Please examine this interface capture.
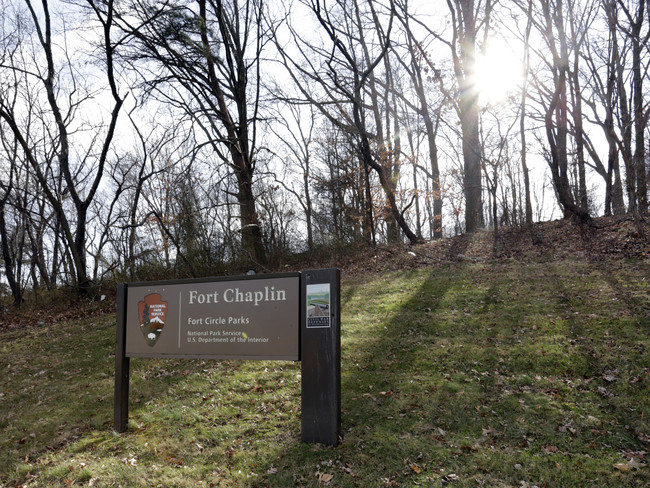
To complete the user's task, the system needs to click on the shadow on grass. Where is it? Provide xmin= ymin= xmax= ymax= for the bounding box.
xmin=263 ymin=260 xmax=650 ymax=487
xmin=263 ymin=267 xmax=465 ymax=486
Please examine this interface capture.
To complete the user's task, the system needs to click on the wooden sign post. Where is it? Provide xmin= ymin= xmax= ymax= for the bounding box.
xmin=114 ymin=269 xmax=341 ymax=446
xmin=301 ymin=268 xmax=341 ymax=446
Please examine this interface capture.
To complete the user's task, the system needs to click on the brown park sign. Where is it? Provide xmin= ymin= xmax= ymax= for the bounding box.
xmin=115 ymin=269 xmax=341 ymax=446
xmin=124 ymin=274 xmax=300 ymax=360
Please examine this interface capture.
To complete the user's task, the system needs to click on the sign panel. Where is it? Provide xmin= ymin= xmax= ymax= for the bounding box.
xmin=124 ymin=274 xmax=300 ymax=360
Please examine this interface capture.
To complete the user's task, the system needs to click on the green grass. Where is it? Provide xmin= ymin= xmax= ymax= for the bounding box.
xmin=1 ymin=258 xmax=649 ymax=487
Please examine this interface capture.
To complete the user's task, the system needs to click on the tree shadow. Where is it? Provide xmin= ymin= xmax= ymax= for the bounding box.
xmin=262 ymin=260 xmax=650 ymax=486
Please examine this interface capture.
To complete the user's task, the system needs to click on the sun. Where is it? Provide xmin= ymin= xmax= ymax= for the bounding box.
xmin=472 ymin=37 xmax=524 ymax=107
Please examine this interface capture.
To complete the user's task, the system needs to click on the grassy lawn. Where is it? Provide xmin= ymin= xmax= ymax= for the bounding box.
xmin=1 ymin=258 xmax=649 ymax=487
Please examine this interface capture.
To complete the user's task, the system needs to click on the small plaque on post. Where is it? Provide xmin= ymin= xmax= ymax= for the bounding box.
xmin=306 ymin=283 xmax=331 ymax=328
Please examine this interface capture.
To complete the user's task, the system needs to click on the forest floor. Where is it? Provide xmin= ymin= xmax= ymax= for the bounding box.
xmin=313 ymin=214 xmax=650 ymax=275
xmin=0 ymin=215 xmax=649 ymax=487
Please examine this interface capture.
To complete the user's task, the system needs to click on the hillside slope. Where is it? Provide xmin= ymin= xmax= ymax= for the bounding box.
xmin=0 ymin=215 xmax=649 ymax=487
xmin=330 ymin=215 xmax=650 ymax=275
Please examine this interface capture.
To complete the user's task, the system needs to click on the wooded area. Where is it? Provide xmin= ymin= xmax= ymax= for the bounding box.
xmin=0 ymin=0 xmax=648 ymax=303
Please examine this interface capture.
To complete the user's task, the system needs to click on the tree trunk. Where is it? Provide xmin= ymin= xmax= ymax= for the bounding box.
xmin=540 ymin=0 xmax=590 ymax=222
xmin=520 ymin=0 xmax=534 ymax=226
xmin=630 ymin=2 xmax=648 ymax=213
xmin=423 ymin=110 xmax=444 ymax=238
xmin=569 ymin=41 xmax=589 ymax=212
xmin=0 ymin=200 xmax=22 ymax=306
xmin=448 ymin=0 xmax=485 ymax=233
xmin=199 ymin=0 xmax=267 ymax=265
xmin=397 ymin=5 xmax=444 ymax=238
xmin=234 ymin=161 xmax=267 ymax=264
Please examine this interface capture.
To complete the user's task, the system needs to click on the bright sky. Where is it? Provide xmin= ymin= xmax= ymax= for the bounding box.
xmin=474 ymin=36 xmax=524 ymax=108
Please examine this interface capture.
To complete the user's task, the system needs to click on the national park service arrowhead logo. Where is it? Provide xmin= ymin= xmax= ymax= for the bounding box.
xmin=138 ymin=293 xmax=168 ymax=347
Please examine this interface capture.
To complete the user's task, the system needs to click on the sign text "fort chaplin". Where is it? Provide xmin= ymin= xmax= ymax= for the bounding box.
xmin=187 ymin=286 xmax=287 ymax=307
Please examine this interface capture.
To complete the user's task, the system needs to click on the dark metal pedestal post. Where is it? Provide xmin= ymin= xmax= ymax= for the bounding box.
xmin=114 ymin=283 xmax=130 ymax=433
xmin=300 ymin=268 xmax=341 ymax=446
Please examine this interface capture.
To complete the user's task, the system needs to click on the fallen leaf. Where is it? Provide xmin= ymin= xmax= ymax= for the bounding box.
xmin=638 ymin=433 xmax=650 ymax=443
xmin=597 ymin=386 xmax=614 ymax=397
xmin=627 ymin=458 xmax=647 ymax=470
xmin=614 ymin=458 xmax=646 ymax=472
xmin=482 ymin=426 xmax=496 ymax=436
xmin=318 ymin=473 xmax=334 ymax=483
xmin=410 ymin=464 xmax=421 ymax=474
xmin=442 ymin=473 xmax=460 ymax=483
xmin=381 ymin=478 xmax=398 ymax=486
xmin=122 ymin=457 xmax=137 ymax=466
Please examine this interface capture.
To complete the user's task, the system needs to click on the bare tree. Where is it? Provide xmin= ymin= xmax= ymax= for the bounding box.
xmin=274 ymin=0 xmax=421 ymax=244
xmin=267 ymin=102 xmax=318 ymax=251
xmin=445 ymin=0 xmax=493 ymax=233
xmin=566 ymin=1 xmax=596 ymax=213
xmin=311 ymin=121 xmax=368 ymax=245
xmin=393 ymin=0 xmax=445 ymax=238
xmin=615 ymin=0 xmax=649 ymax=215
xmin=519 ymin=0 xmax=534 ymax=225
xmin=115 ymin=0 xmax=269 ymax=265
xmin=524 ymin=0 xmax=591 ymax=221
xmin=0 ymin=0 xmax=125 ymax=294
xmin=581 ymin=0 xmax=626 ymax=215
xmin=0 ymin=148 xmax=22 ymax=306
xmin=114 ymin=108 xmax=187 ymax=280
xmin=480 ymin=107 xmax=519 ymax=231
